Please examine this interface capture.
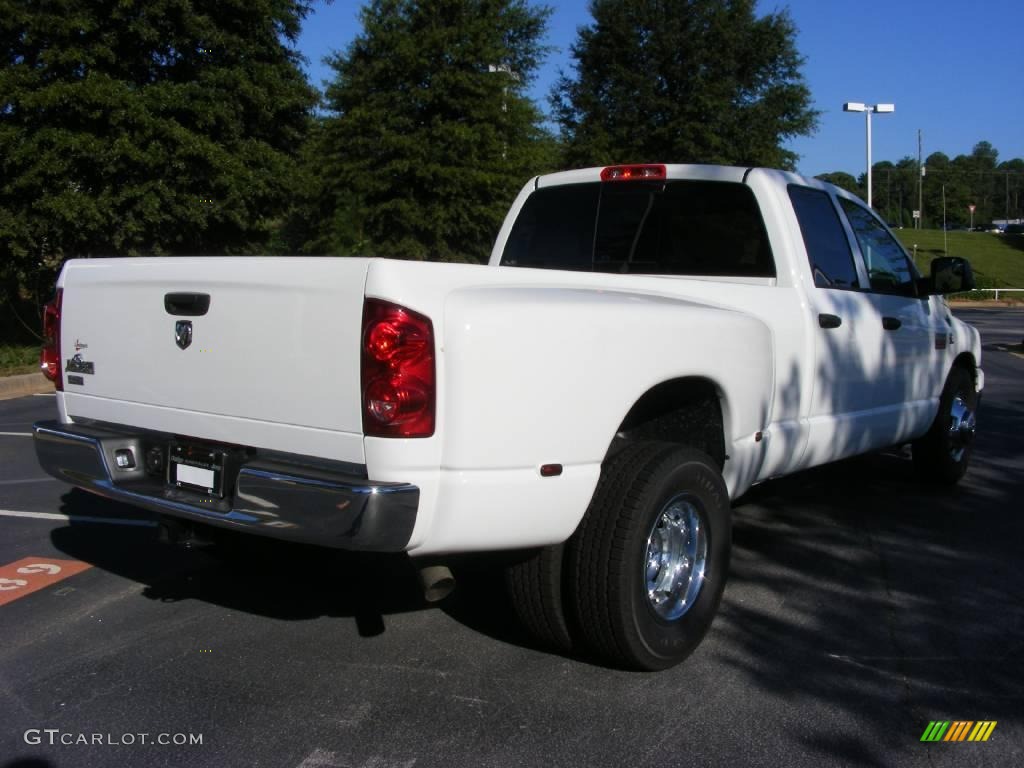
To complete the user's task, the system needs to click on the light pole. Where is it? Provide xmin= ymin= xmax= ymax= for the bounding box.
xmin=843 ymin=102 xmax=895 ymax=209
xmin=487 ymin=64 xmax=519 ymax=160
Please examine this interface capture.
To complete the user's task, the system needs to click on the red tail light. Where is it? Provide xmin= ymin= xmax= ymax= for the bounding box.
xmin=600 ymin=164 xmax=667 ymax=182
xmin=40 ymin=289 xmax=63 ymax=391
xmin=361 ymin=299 xmax=435 ymax=438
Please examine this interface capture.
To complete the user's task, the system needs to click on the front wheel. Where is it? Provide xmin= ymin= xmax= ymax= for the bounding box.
xmin=913 ymin=367 xmax=979 ymax=485
xmin=567 ymin=442 xmax=731 ymax=671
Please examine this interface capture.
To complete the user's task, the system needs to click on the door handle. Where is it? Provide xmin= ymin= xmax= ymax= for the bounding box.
xmin=164 ymin=293 xmax=211 ymax=316
xmin=818 ymin=313 xmax=842 ymax=329
xmin=882 ymin=316 xmax=902 ymax=331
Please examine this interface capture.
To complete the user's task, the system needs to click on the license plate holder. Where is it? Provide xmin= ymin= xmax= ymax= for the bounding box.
xmin=168 ymin=443 xmax=226 ymax=497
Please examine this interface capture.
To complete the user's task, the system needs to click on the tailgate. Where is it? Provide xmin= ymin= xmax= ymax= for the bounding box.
xmin=59 ymin=257 xmax=370 ymax=445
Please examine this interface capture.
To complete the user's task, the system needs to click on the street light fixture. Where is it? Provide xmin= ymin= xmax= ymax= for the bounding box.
xmin=843 ymin=102 xmax=895 ymax=209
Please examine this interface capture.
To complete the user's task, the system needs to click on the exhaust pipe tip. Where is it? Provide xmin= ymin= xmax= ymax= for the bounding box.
xmin=418 ymin=564 xmax=456 ymax=603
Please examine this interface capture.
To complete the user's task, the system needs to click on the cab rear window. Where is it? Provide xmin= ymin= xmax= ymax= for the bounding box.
xmin=500 ymin=180 xmax=775 ymax=278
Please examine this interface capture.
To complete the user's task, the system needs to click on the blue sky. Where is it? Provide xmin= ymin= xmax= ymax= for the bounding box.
xmin=296 ymin=0 xmax=1023 ymax=178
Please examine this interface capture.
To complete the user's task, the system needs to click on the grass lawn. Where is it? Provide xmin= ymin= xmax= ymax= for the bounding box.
xmin=0 ymin=345 xmax=40 ymax=377
xmin=894 ymin=229 xmax=1024 ymax=288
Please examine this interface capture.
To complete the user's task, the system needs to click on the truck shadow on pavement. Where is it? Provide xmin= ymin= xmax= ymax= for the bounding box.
xmin=47 ymin=488 xmax=531 ymax=646
xmin=49 ymin=489 xmax=437 ymax=638
xmin=716 ymin=401 xmax=1024 ymax=766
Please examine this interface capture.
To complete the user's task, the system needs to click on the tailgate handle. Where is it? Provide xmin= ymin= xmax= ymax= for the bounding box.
xmin=882 ymin=316 xmax=902 ymax=331
xmin=164 ymin=293 xmax=210 ymax=316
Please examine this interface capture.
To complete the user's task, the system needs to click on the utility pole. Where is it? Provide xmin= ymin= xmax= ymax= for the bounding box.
xmin=917 ymin=129 xmax=924 ymax=230
xmin=942 ymin=184 xmax=948 ymax=256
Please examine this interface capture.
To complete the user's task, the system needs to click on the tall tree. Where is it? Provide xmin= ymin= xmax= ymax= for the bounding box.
xmin=552 ymin=0 xmax=818 ymax=169
xmin=969 ymin=141 xmax=998 ymax=171
xmin=313 ymin=0 xmax=555 ymax=262
xmin=965 ymin=141 xmax=998 ymax=225
xmin=0 ymin=0 xmax=318 ymax=336
xmin=996 ymin=158 xmax=1024 ymax=223
xmin=816 ymin=172 xmax=861 ymax=197
xmin=921 ymin=152 xmax=950 ymax=229
xmin=890 ymin=157 xmax=920 ymax=228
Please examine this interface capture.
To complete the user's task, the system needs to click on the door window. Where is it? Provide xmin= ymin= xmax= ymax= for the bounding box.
xmin=838 ymin=198 xmax=918 ymax=296
xmin=788 ymin=186 xmax=860 ymax=289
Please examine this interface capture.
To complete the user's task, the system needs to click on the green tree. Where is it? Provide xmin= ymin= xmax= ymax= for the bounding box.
xmin=996 ymin=158 xmax=1024 ymax=223
xmin=970 ymin=141 xmax=998 ymax=170
xmin=816 ymin=171 xmax=861 ymax=197
xmin=921 ymin=151 xmax=950 ymax=229
xmin=0 ymin=0 xmax=318 ymax=337
xmin=944 ymin=154 xmax=974 ymax=228
xmin=965 ymin=141 xmax=998 ymax=226
xmin=829 ymin=142 xmax=1024 ymax=230
xmin=891 ymin=156 xmax=920 ymax=229
xmin=864 ymin=159 xmax=905 ymax=224
xmin=312 ymin=0 xmax=555 ymax=262
xmin=552 ymin=0 xmax=818 ymax=169
xmin=920 ymin=148 xmax=992 ymax=229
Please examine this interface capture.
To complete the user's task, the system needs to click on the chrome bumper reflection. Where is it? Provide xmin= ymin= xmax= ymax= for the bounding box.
xmin=32 ymin=420 xmax=418 ymax=551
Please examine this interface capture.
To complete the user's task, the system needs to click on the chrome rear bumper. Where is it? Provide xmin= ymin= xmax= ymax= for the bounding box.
xmin=33 ymin=420 xmax=418 ymax=551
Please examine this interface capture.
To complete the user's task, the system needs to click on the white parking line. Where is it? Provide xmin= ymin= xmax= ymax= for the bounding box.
xmin=0 ymin=509 xmax=157 ymax=527
xmin=0 ymin=432 xmax=32 ymax=437
xmin=33 ymin=393 xmax=55 ymax=397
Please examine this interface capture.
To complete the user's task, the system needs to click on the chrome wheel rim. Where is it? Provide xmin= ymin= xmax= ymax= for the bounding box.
xmin=644 ymin=494 xmax=708 ymax=621
xmin=948 ymin=395 xmax=976 ymax=462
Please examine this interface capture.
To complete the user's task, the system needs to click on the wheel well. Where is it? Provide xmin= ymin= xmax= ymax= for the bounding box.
xmin=952 ymin=352 xmax=977 ymax=383
xmin=609 ymin=378 xmax=726 ymax=468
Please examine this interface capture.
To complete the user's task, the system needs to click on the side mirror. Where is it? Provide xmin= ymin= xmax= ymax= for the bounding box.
xmin=929 ymin=256 xmax=975 ymax=294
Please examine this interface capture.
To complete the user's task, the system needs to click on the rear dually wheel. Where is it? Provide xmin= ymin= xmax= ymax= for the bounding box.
xmin=567 ymin=442 xmax=731 ymax=671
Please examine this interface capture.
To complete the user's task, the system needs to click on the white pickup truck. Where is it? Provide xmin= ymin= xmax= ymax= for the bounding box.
xmin=33 ymin=164 xmax=982 ymax=670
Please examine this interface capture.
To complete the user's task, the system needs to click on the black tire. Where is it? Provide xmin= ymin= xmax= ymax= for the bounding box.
xmin=505 ymin=544 xmax=573 ymax=653
xmin=567 ymin=442 xmax=731 ymax=671
xmin=912 ymin=367 xmax=979 ymax=485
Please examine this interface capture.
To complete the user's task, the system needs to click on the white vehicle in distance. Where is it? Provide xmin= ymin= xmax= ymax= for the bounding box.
xmin=34 ymin=164 xmax=982 ymax=670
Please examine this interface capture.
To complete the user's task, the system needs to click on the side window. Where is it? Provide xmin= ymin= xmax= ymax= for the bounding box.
xmin=787 ymin=186 xmax=860 ymax=289
xmin=595 ymin=181 xmax=776 ymax=278
xmin=501 ymin=184 xmax=599 ymax=270
xmin=838 ymin=198 xmax=918 ymax=296
xmin=500 ymin=180 xmax=775 ymax=277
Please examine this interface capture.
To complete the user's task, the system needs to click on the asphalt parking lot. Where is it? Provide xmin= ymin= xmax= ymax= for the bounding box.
xmin=1 ymin=307 xmax=1022 ymax=768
